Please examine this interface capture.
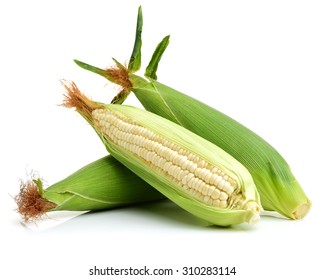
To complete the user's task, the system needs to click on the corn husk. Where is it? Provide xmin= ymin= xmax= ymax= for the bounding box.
xmin=15 ymin=155 xmax=164 ymax=221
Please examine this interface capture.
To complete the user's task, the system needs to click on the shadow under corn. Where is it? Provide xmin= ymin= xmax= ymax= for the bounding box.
xmin=42 ymin=200 xmax=257 ymax=234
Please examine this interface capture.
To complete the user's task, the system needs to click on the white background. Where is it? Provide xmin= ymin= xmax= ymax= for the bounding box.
xmin=1 ymin=0 xmax=324 ymax=279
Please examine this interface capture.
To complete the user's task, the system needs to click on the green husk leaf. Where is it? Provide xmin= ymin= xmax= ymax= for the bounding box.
xmin=112 ymin=57 xmax=127 ymax=71
xmin=33 ymin=178 xmax=44 ymax=195
xmin=145 ymin=35 xmax=170 ymax=80
xmin=128 ymin=6 xmax=143 ymax=73
xmin=74 ymin=59 xmax=121 ymax=87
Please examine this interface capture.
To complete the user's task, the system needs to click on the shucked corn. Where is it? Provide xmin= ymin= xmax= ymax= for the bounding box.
xmin=94 ymin=109 xmax=239 ymax=209
xmin=63 ymin=81 xmax=261 ymax=226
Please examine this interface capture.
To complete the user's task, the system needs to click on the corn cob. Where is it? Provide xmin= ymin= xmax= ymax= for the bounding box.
xmin=15 ymin=155 xmax=164 ymax=222
xmin=62 ymin=81 xmax=261 ymax=226
xmin=73 ymin=7 xmax=311 ymax=220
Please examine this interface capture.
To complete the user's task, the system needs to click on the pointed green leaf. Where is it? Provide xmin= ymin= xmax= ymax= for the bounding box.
xmin=128 ymin=6 xmax=143 ymax=73
xmin=74 ymin=59 xmax=117 ymax=83
xmin=145 ymin=35 xmax=170 ymax=80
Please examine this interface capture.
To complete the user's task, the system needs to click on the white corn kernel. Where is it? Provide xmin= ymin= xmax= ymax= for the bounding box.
xmin=207 ymin=186 xmax=214 ymax=196
xmin=212 ymin=189 xmax=221 ymax=199
xmin=219 ymin=192 xmax=228 ymax=201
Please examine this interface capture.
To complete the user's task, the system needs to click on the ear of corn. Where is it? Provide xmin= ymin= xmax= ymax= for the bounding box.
xmin=127 ymin=75 xmax=312 ymax=220
xmin=15 ymin=155 xmax=164 ymax=221
xmin=73 ymin=7 xmax=311 ymax=220
xmin=63 ymin=82 xmax=261 ymax=226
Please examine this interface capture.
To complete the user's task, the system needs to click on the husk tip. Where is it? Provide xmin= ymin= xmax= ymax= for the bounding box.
xmin=14 ymin=178 xmax=56 ymax=222
xmin=244 ymin=201 xmax=262 ymax=225
xmin=247 ymin=212 xmax=261 ymax=225
xmin=292 ymin=201 xmax=312 ymax=220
